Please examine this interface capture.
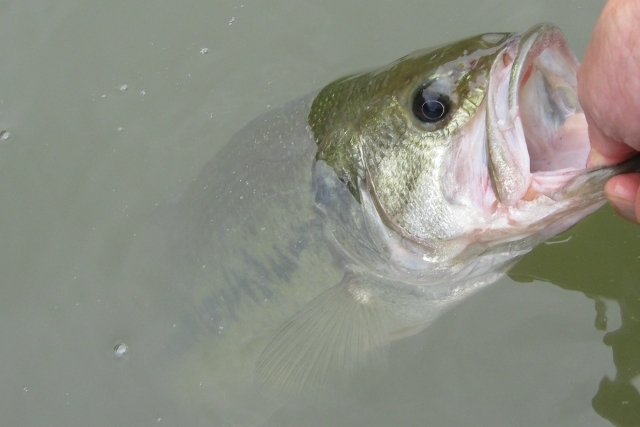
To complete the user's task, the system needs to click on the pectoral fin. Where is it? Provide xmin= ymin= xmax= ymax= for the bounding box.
xmin=254 ymin=272 xmax=390 ymax=402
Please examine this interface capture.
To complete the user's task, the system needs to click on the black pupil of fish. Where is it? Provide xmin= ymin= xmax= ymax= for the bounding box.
xmin=413 ymin=88 xmax=450 ymax=123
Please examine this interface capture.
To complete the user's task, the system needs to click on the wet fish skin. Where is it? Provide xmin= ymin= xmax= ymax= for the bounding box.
xmin=137 ymin=24 xmax=637 ymax=426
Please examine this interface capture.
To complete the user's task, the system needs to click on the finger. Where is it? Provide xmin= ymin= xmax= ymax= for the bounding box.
xmin=604 ymin=173 xmax=640 ymax=224
xmin=585 ymin=120 xmax=638 ymax=167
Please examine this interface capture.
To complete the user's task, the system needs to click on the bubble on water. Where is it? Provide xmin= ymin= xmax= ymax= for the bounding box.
xmin=140 ymin=90 xmax=146 ymax=96
xmin=200 ymin=47 xmax=209 ymax=54
xmin=23 ymin=387 xmax=28 ymax=393
xmin=229 ymin=17 xmax=235 ymax=25
xmin=117 ymin=127 xmax=123 ymax=132
xmin=632 ymin=375 xmax=640 ymax=395
xmin=119 ymin=84 xmax=128 ymax=91
xmin=101 ymin=94 xmax=107 ymax=98
xmin=0 ymin=130 xmax=10 ymax=141
xmin=114 ymin=343 xmax=128 ymax=357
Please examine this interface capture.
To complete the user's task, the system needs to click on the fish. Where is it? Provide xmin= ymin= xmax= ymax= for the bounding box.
xmin=132 ymin=23 xmax=640 ymax=426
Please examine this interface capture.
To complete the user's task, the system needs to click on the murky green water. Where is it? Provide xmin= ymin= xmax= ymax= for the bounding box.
xmin=1 ymin=0 xmax=638 ymax=426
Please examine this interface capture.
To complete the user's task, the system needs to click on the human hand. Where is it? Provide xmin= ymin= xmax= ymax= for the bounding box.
xmin=577 ymin=0 xmax=640 ymax=223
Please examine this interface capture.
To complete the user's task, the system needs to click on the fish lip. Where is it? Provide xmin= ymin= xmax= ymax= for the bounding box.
xmin=507 ymin=23 xmax=577 ymax=122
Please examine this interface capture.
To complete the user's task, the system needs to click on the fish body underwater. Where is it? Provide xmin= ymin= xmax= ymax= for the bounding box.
xmin=131 ymin=23 xmax=640 ymax=426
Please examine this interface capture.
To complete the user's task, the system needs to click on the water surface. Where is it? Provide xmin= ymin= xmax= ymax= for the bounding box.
xmin=1 ymin=0 xmax=638 ymax=426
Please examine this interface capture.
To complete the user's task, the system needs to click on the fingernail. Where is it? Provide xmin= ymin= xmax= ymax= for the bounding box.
xmin=586 ymin=148 xmax=608 ymax=167
xmin=610 ymin=177 xmax=638 ymax=201
xmin=607 ymin=179 xmax=640 ymax=223
xmin=609 ymin=197 xmax=638 ymax=223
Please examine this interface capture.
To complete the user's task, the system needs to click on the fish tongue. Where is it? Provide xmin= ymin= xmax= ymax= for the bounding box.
xmin=486 ymin=40 xmax=531 ymax=205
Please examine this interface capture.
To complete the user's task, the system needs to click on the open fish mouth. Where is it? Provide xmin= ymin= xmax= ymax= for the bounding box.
xmin=466 ymin=23 xmax=640 ymax=254
xmin=486 ymin=23 xmax=590 ymax=206
xmin=315 ymin=24 xmax=639 ymax=270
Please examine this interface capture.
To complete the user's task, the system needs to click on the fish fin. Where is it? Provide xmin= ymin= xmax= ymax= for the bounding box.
xmin=254 ymin=272 xmax=390 ymax=403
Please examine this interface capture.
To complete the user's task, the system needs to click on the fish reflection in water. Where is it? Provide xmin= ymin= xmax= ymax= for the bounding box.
xmin=127 ymin=23 xmax=640 ymax=426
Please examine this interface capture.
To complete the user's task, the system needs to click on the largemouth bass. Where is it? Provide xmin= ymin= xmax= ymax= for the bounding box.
xmin=135 ymin=23 xmax=640 ymax=425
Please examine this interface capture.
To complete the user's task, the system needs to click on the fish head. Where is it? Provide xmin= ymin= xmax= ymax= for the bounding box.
xmin=312 ymin=24 xmax=601 ymax=279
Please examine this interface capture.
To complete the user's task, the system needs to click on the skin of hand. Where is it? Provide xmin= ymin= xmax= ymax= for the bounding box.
xmin=577 ymin=0 xmax=640 ymax=223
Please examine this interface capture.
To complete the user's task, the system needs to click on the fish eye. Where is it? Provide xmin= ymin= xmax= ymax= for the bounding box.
xmin=412 ymin=84 xmax=451 ymax=123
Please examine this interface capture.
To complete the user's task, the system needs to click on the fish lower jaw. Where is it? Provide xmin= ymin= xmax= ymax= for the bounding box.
xmin=505 ymin=166 xmax=588 ymax=202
